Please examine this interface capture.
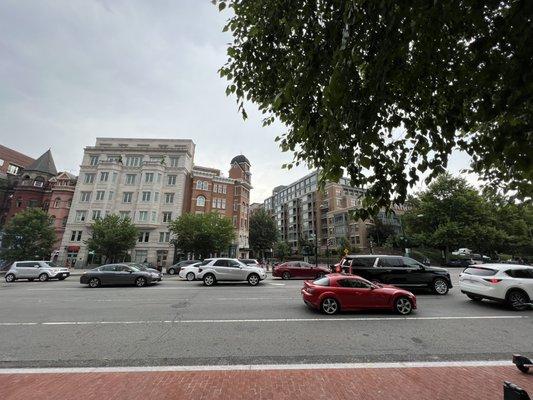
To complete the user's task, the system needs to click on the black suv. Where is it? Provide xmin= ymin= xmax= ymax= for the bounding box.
xmin=339 ymin=255 xmax=452 ymax=295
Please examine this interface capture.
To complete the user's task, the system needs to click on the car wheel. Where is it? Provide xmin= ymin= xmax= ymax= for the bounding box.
xmin=248 ymin=273 xmax=260 ymax=286
xmin=186 ymin=272 xmax=195 ymax=281
xmin=282 ymin=271 xmax=291 ymax=280
xmin=203 ymin=274 xmax=216 ymax=286
xmin=38 ymin=273 xmax=49 ymax=282
xmin=507 ymin=290 xmax=529 ymax=311
xmin=466 ymin=294 xmax=482 ymax=301
xmin=88 ymin=278 xmax=101 ymax=288
xmin=135 ymin=277 xmax=147 ymax=287
xmin=168 ymin=268 xmax=176 ymax=275
xmin=58 ymin=276 xmax=66 ymax=281
xmin=395 ymin=297 xmax=413 ymax=315
xmin=321 ymin=298 xmax=339 ymax=315
xmin=5 ymin=273 xmax=15 ymax=283
xmin=432 ymin=278 xmax=449 ymax=295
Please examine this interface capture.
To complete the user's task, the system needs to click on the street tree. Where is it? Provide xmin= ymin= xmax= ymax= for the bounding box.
xmin=273 ymin=241 xmax=290 ymax=261
xmin=85 ymin=214 xmax=138 ymax=263
xmin=367 ymin=219 xmax=397 ymax=247
xmin=216 ymin=0 xmax=532 ymax=216
xmin=1 ymin=208 xmax=56 ymax=262
xmin=168 ymin=212 xmax=235 ymax=259
xmin=249 ymin=209 xmax=278 ymax=258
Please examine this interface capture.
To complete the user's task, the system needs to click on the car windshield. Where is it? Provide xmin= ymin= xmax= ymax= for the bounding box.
xmin=45 ymin=261 xmax=59 ymax=268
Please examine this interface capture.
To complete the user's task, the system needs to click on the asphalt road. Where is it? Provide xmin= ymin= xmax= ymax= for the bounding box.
xmin=0 ymin=270 xmax=531 ymax=368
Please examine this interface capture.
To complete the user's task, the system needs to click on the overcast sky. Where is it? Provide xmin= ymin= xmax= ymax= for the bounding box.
xmin=0 ymin=0 xmax=476 ymax=203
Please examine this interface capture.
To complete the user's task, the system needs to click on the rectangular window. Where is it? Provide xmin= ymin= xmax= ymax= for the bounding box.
xmin=196 ymin=181 xmax=203 ymax=190
xmin=75 ymin=211 xmax=87 ymax=222
xmin=234 ymin=203 xmax=238 ymax=211
xmin=221 ymin=199 xmax=226 ymax=209
xmin=145 ymin=173 xmax=154 ymax=183
xmin=222 ymin=185 xmax=227 ymax=194
xmin=80 ymin=192 xmax=91 ymax=202
xmin=138 ymin=232 xmax=150 ymax=243
xmin=151 ymin=211 xmax=157 ymax=222
xmin=70 ymin=231 xmax=82 ymax=241
xmin=157 ymin=173 xmax=162 ymax=183
xmin=125 ymin=174 xmax=136 ymax=185
xmin=99 ymin=172 xmax=109 ymax=182
xmin=165 ymin=193 xmax=174 ymax=204
xmin=125 ymin=156 xmax=142 ymax=167
xmin=169 ymin=157 xmax=179 ymax=167
xmin=162 ymin=212 xmax=172 ymax=222
xmin=7 ymin=164 xmax=20 ymax=175
xmin=111 ymin=172 xmax=117 ymax=183
xmin=122 ymin=192 xmax=133 ymax=203
xmin=96 ymin=190 xmax=105 ymax=201
xmin=89 ymin=155 xmax=99 ymax=166
xmin=159 ymin=232 xmax=170 ymax=242
xmin=138 ymin=211 xmax=148 ymax=221
xmin=119 ymin=211 xmax=130 ymax=219
xmin=213 ymin=184 xmax=218 ymax=193
xmin=108 ymin=191 xmax=114 ymax=201
xmin=141 ymin=191 xmax=151 ymax=202
xmin=92 ymin=210 xmax=101 ymax=220
xmin=167 ymin=175 xmax=177 ymax=186
xmin=84 ymin=173 xmax=95 ymax=184
xmin=212 ymin=199 xmax=217 ymax=208
xmin=107 ymin=155 xmax=120 ymax=162
xmin=153 ymin=192 xmax=159 ymax=202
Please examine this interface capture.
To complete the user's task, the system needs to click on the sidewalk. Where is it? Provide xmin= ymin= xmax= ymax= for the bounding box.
xmin=1 ymin=363 xmax=531 ymax=400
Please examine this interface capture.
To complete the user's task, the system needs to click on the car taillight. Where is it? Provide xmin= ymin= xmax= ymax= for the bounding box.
xmin=484 ymin=278 xmax=502 ymax=284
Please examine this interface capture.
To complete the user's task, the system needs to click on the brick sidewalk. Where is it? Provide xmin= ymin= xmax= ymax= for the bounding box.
xmin=1 ymin=365 xmax=531 ymax=400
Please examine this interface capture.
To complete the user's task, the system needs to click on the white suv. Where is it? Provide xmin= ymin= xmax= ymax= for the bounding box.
xmin=5 ymin=261 xmax=70 ymax=282
xmin=197 ymin=258 xmax=267 ymax=286
xmin=459 ymin=264 xmax=533 ymax=310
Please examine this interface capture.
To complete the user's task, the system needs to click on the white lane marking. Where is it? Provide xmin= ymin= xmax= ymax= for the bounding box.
xmin=0 ymin=360 xmax=513 ymax=374
xmin=268 ymin=283 xmax=286 ymax=286
xmin=0 ymin=315 xmax=525 ymax=327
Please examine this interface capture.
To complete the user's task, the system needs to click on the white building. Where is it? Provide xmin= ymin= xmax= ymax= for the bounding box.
xmin=58 ymin=138 xmax=195 ymax=268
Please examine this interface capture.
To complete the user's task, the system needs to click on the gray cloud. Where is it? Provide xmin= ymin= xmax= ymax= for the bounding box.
xmin=0 ymin=0 xmax=478 ymax=203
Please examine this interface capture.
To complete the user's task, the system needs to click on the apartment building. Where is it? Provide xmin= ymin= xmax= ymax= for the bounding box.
xmin=263 ymin=171 xmax=403 ymax=254
xmin=59 ymin=138 xmax=195 ymax=268
xmin=187 ymin=155 xmax=252 ymax=258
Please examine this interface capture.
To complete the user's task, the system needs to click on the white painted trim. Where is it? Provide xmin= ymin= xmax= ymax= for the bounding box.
xmin=0 ymin=360 xmax=513 ymax=374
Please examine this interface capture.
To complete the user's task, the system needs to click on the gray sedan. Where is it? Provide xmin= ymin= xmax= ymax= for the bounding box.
xmin=80 ymin=264 xmax=161 ymax=288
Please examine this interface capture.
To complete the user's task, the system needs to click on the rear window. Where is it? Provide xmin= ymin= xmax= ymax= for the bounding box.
xmin=463 ymin=267 xmax=497 ymax=276
xmin=313 ymin=277 xmax=329 ymax=286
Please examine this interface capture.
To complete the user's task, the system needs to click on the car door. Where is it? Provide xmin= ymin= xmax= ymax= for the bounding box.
xmin=378 ymin=257 xmax=406 ymax=285
xmin=15 ymin=262 xmax=31 ymax=278
xmin=228 ymin=259 xmax=248 ymax=280
xmin=400 ymin=257 xmax=428 ymax=287
xmin=336 ymin=278 xmax=373 ymax=309
xmin=114 ymin=265 xmax=133 ymax=284
xmin=299 ymin=262 xmax=313 ymax=278
xmin=212 ymin=259 xmax=230 ymax=280
xmin=99 ymin=265 xmax=119 ymax=284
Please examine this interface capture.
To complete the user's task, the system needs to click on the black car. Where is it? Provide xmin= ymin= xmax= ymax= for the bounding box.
xmin=339 ymin=255 xmax=453 ymax=295
xmin=446 ymin=258 xmax=474 ymax=268
xmin=166 ymin=260 xmax=201 ymax=275
xmin=80 ymin=264 xmax=161 ymax=288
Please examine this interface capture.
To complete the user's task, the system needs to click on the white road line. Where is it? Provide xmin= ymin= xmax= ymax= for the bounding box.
xmin=0 ymin=360 xmax=513 ymax=374
xmin=0 ymin=315 xmax=525 ymax=327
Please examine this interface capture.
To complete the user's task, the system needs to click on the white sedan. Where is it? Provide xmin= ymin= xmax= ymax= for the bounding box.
xmin=178 ymin=262 xmax=201 ymax=281
xmin=459 ymin=263 xmax=533 ymax=310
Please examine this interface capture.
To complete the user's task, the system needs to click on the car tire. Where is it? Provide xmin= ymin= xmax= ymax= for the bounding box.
xmin=5 ymin=273 xmax=15 ymax=283
xmin=203 ymin=273 xmax=216 ymax=286
xmin=88 ymin=277 xmax=101 ymax=288
xmin=321 ymin=298 xmax=339 ymax=315
xmin=168 ymin=268 xmax=176 ymax=275
xmin=282 ymin=271 xmax=291 ymax=280
xmin=432 ymin=278 xmax=449 ymax=295
xmin=466 ymin=294 xmax=483 ymax=302
xmin=186 ymin=272 xmax=195 ymax=281
xmin=247 ymin=273 xmax=260 ymax=286
xmin=135 ymin=277 xmax=147 ymax=287
xmin=395 ymin=297 xmax=413 ymax=315
xmin=38 ymin=273 xmax=49 ymax=282
xmin=506 ymin=290 xmax=530 ymax=311
xmin=58 ymin=276 xmax=66 ymax=281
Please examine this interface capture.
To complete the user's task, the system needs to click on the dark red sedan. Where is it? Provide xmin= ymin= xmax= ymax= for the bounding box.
xmin=301 ymin=274 xmax=417 ymax=315
xmin=273 ymin=261 xmax=330 ymax=280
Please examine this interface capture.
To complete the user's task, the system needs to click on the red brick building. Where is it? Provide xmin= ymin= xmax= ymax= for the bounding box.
xmin=187 ymin=155 xmax=252 ymax=258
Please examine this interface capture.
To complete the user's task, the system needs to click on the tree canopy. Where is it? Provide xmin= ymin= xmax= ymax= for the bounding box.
xmin=1 ymin=208 xmax=56 ymax=262
xmin=249 ymin=208 xmax=278 ymax=256
xmin=85 ymin=214 xmax=138 ymax=263
xmin=403 ymin=174 xmax=532 ymax=257
xmin=168 ymin=212 xmax=235 ymax=258
xmin=273 ymin=241 xmax=290 ymax=260
xmin=216 ymin=0 xmax=532 ymax=216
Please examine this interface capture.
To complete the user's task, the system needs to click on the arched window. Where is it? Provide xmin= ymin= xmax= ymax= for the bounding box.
xmin=196 ymin=196 xmax=206 ymax=207
xmin=53 ymin=197 xmax=61 ymax=208
xmin=196 ymin=180 xmax=203 ymax=190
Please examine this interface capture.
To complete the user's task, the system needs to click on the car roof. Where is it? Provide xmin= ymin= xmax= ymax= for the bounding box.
xmin=344 ymin=254 xmax=399 ymax=258
xmin=468 ymin=263 xmax=532 ymax=270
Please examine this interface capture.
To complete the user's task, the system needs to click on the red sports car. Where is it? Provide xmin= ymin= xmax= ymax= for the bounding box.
xmin=301 ymin=273 xmax=417 ymax=315
xmin=273 ymin=261 xmax=330 ymax=280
